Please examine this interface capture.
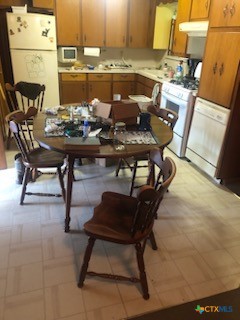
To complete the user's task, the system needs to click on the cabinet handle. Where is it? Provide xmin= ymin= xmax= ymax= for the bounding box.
xmin=213 ymin=62 xmax=218 ymax=74
xmin=223 ymin=4 xmax=229 ymax=17
xmin=96 ymin=75 xmax=103 ymax=78
xmin=129 ymin=36 xmax=133 ymax=43
xmin=123 ymin=36 xmax=125 ymax=43
xmin=76 ymin=34 xmax=79 ymax=41
xmin=219 ymin=63 xmax=224 ymax=76
xmin=205 ymin=0 xmax=208 ymax=10
xmin=70 ymin=74 xmax=78 ymax=78
xmin=84 ymin=35 xmax=87 ymax=43
xmin=230 ymin=2 xmax=236 ymax=16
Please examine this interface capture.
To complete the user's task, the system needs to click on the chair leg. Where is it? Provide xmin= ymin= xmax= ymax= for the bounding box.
xmin=130 ymin=160 xmax=138 ymax=196
xmin=78 ymin=237 xmax=96 ymax=288
xmin=57 ymin=167 xmax=66 ymax=202
xmin=115 ymin=158 xmax=123 ymax=177
xmin=135 ymin=242 xmax=149 ymax=300
xmin=20 ymin=167 xmax=30 ymax=205
xmin=148 ymin=231 xmax=158 ymax=250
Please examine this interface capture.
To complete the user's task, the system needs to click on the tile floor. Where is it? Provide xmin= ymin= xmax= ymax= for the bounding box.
xmin=1 ymin=147 xmax=240 ymax=320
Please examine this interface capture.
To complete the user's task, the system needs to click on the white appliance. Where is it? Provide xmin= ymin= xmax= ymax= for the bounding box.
xmin=6 ymin=12 xmax=59 ymax=108
xmin=160 ymin=81 xmax=196 ymax=158
xmin=179 ymin=21 xmax=209 ymax=37
xmin=186 ymin=97 xmax=230 ymax=178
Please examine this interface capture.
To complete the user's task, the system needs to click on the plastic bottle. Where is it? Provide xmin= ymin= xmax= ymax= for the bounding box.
xmin=83 ymin=119 xmax=89 ymax=138
xmin=176 ymin=60 xmax=183 ymax=81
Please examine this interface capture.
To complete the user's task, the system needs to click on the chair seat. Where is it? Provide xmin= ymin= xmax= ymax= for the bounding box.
xmin=23 ymin=148 xmax=65 ymax=168
xmin=84 ymin=191 xmax=151 ymax=244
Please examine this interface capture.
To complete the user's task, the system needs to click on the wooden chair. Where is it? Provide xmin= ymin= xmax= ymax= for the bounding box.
xmin=5 ymin=82 xmax=45 ymax=149
xmin=116 ymin=107 xmax=178 ymax=196
xmin=78 ymin=156 xmax=176 ymax=300
xmin=6 ymin=107 xmax=66 ymax=205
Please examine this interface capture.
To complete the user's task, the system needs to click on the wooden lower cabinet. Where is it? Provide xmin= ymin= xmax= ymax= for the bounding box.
xmin=88 ymin=82 xmax=112 ymax=101
xmin=112 ymin=73 xmax=135 ymax=99
xmin=59 ymin=72 xmax=136 ymax=104
xmin=88 ymin=73 xmax=112 ymax=101
xmin=135 ymin=74 xmax=159 ymax=99
xmin=60 ymin=73 xmax=87 ymax=104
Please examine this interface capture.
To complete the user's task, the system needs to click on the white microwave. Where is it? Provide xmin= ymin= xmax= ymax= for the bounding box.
xmin=57 ymin=47 xmax=77 ymax=63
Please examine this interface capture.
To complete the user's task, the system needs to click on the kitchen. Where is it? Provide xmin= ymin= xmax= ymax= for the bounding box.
xmin=0 ymin=0 xmax=240 ymax=185
xmin=0 ymin=1 xmax=240 ymax=319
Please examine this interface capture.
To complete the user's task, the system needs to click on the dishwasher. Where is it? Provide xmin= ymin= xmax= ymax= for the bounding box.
xmin=186 ymin=97 xmax=230 ymax=178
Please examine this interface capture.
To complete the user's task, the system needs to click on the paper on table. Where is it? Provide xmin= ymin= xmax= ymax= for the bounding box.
xmin=89 ymin=128 xmax=102 ymax=137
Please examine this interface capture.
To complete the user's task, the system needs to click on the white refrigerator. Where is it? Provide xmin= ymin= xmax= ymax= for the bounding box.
xmin=6 ymin=12 xmax=60 ymax=108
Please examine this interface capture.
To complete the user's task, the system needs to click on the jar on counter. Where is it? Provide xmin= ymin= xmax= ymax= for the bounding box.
xmin=114 ymin=122 xmax=126 ymax=151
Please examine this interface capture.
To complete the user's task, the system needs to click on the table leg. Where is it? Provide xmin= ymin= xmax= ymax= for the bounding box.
xmin=65 ymin=155 xmax=75 ymax=232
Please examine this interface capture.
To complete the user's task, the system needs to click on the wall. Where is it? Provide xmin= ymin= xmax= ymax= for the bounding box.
xmin=58 ymin=47 xmax=167 ymax=70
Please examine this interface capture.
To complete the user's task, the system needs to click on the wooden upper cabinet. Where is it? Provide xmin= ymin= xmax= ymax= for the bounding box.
xmin=198 ymin=31 xmax=240 ymax=108
xmin=32 ymin=0 xmax=54 ymax=9
xmin=105 ymin=0 xmax=128 ymax=47
xmin=128 ymin=0 xmax=152 ymax=48
xmin=210 ymin=0 xmax=240 ymax=27
xmin=190 ymin=0 xmax=211 ymax=20
xmin=82 ymin=0 xmax=105 ymax=47
xmin=56 ymin=0 xmax=81 ymax=46
xmin=171 ymin=0 xmax=191 ymax=56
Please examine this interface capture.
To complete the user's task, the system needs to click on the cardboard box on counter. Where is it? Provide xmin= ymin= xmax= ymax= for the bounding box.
xmin=94 ymin=99 xmax=140 ymax=125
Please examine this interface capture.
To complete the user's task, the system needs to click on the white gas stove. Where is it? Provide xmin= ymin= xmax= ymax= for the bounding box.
xmin=160 ymin=81 xmax=197 ymax=158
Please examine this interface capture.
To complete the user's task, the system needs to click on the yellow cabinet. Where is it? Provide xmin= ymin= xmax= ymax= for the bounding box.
xmin=190 ymin=0 xmax=211 ymax=20
xmin=210 ymin=0 xmax=240 ymax=27
xmin=171 ymin=0 xmax=192 ymax=56
xmin=105 ymin=0 xmax=128 ymax=47
xmin=56 ymin=0 xmax=81 ymax=46
xmin=153 ymin=5 xmax=176 ymax=49
xmin=82 ymin=0 xmax=105 ymax=47
xmin=198 ymin=31 xmax=240 ymax=108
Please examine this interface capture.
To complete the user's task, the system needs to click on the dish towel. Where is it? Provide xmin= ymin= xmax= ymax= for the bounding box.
xmin=151 ymin=83 xmax=160 ymax=106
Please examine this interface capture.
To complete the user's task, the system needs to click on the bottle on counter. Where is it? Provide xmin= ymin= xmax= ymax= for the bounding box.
xmin=176 ymin=60 xmax=183 ymax=81
xmin=163 ymin=62 xmax=169 ymax=77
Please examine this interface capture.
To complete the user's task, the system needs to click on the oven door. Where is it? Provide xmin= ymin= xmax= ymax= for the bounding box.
xmin=160 ymin=91 xmax=189 ymax=137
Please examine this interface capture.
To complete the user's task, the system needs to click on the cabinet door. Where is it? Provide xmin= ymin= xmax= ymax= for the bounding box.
xmin=82 ymin=0 xmax=105 ymax=47
xmin=113 ymin=82 xmax=135 ymax=99
xmin=198 ymin=32 xmax=240 ymax=108
xmin=56 ymin=0 xmax=81 ymax=46
xmin=32 ymin=0 xmax=54 ymax=9
xmin=210 ymin=0 xmax=240 ymax=27
xmin=171 ymin=0 xmax=191 ymax=56
xmin=88 ymin=82 xmax=112 ymax=101
xmin=60 ymin=73 xmax=87 ymax=104
xmin=128 ymin=0 xmax=152 ymax=48
xmin=105 ymin=0 xmax=128 ymax=47
xmin=190 ymin=0 xmax=211 ymax=20
xmin=60 ymin=82 xmax=87 ymax=104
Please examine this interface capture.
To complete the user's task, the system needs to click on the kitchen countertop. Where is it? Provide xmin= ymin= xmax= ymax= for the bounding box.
xmin=58 ymin=67 xmax=169 ymax=84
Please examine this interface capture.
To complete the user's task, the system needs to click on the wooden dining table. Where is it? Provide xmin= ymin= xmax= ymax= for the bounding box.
xmin=33 ymin=111 xmax=173 ymax=232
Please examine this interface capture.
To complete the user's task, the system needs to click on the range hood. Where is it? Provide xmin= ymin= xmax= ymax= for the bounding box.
xmin=179 ymin=21 xmax=209 ymax=37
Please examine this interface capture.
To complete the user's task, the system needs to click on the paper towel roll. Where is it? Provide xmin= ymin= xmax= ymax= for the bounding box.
xmin=83 ymin=47 xmax=100 ymax=57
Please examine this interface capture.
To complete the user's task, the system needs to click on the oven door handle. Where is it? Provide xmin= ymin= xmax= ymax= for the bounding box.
xmin=161 ymin=91 xmax=189 ymax=107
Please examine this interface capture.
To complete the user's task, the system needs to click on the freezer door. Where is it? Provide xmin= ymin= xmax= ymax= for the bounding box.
xmin=10 ymin=49 xmax=60 ymax=108
xmin=7 ymin=13 xmax=56 ymax=50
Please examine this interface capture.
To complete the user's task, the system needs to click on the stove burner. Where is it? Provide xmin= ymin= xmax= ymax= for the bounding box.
xmin=170 ymin=78 xmax=199 ymax=90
